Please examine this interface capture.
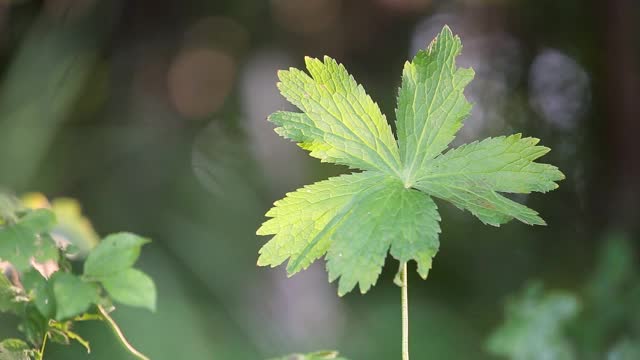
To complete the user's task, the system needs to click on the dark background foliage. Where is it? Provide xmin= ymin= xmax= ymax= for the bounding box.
xmin=0 ymin=0 xmax=638 ymax=359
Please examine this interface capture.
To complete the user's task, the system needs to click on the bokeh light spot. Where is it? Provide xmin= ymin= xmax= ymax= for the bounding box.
xmin=529 ymin=49 xmax=591 ymax=130
xmin=167 ymin=48 xmax=235 ymax=118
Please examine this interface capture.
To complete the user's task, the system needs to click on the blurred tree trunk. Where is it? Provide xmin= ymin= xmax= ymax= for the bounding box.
xmin=598 ymin=0 xmax=640 ymax=232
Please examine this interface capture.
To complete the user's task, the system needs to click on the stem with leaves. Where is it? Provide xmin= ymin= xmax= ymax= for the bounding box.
xmin=401 ymin=262 xmax=409 ymax=360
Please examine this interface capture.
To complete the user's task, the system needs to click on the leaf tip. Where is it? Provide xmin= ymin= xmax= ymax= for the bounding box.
xmin=304 ymin=56 xmax=318 ymax=68
xmin=276 ymin=70 xmax=288 ymax=82
xmin=256 ymin=254 xmax=270 ymax=267
xmin=557 ymin=170 xmax=566 ymax=181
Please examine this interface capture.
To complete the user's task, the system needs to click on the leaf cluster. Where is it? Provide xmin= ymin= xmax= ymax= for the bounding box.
xmin=0 ymin=193 xmax=156 ymax=359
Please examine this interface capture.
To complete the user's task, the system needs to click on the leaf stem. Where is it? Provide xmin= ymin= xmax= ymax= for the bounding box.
xmin=38 ymin=332 xmax=48 ymax=360
xmin=97 ymin=305 xmax=151 ymax=360
xmin=401 ymin=262 xmax=409 ymax=360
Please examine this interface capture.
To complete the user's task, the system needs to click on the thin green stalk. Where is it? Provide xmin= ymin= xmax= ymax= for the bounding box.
xmin=38 ymin=332 xmax=48 ymax=360
xmin=401 ymin=262 xmax=409 ymax=360
xmin=97 ymin=305 xmax=150 ymax=360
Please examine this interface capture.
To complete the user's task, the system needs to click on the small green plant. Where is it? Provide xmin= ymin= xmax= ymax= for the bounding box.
xmin=487 ymin=282 xmax=581 ymax=360
xmin=0 ymin=192 xmax=156 ymax=359
xmin=488 ymin=233 xmax=640 ymax=360
xmin=257 ymin=26 xmax=563 ymax=359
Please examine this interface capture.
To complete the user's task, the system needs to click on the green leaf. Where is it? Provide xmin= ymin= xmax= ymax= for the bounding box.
xmin=0 ymin=192 xmax=22 ymax=223
xmin=33 ymin=234 xmax=59 ymax=264
xmin=414 ymin=134 xmax=564 ymax=226
xmin=417 ymin=135 xmax=564 ymax=194
xmin=19 ymin=209 xmax=56 ymax=234
xmin=274 ymin=57 xmax=401 ymax=174
xmin=258 ymin=172 xmax=386 ymax=273
xmin=21 ymin=270 xmax=55 ymax=318
xmin=84 ymin=232 xmax=150 ymax=277
xmin=268 ymin=350 xmax=349 ymax=360
xmin=50 ymin=272 xmax=98 ymax=320
xmin=0 ymin=209 xmax=58 ymax=271
xmin=325 ymin=179 xmax=440 ymax=295
xmin=99 ymin=268 xmax=157 ymax=312
xmin=0 ymin=339 xmax=33 ymax=360
xmin=0 ymin=272 xmax=20 ymax=313
xmin=487 ymin=282 xmax=580 ymax=360
xmin=396 ymin=26 xmax=474 ymax=181
xmin=258 ymin=172 xmax=440 ymax=295
xmin=258 ymin=25 xmax=563 ymax=295
xmin=19 ymin=304 xmax=48 ymax=346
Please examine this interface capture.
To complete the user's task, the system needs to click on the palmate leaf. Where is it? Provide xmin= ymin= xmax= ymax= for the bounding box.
xmin=257 ymin=25 xmax=563 ymax=295
xmin=258 ymin=172 xmax=440 ymax=295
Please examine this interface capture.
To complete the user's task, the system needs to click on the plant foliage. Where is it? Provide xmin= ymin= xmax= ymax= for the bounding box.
xmin=488 ymin=233 xmax=640 ymax=360
xmin=0 ymin=192 xmax=156 ymax=359
xmin=256 ymin=25 xmax=563 ymax=295
xmin=486 ymin=282 xmax=580 ymax=360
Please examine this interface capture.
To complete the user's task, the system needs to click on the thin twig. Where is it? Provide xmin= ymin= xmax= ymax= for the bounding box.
xmin=38 ymin=332 xmax=48 ymax=360
xmin=97 ymin=305 xmax=151 ymax=360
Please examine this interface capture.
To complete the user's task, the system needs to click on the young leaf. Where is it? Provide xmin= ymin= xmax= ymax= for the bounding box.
xmin=51 ymin=272 xmax=98 ymax=320
xmin=84 ymin=232 xmax=149 ymax=277
xmin=99 ymin=268 xmax=157 ymax=312
xmin=0 ymin=209 xmax=58 ymax=271
xmin=48 ymin=321 xmax=92 ymax=353
xmin=257 ymin=25 xmax=563 ymax=295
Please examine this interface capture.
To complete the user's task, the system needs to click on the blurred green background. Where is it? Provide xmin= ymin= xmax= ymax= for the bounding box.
xmin=0 ymin=0 xmax=638 ymax=359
